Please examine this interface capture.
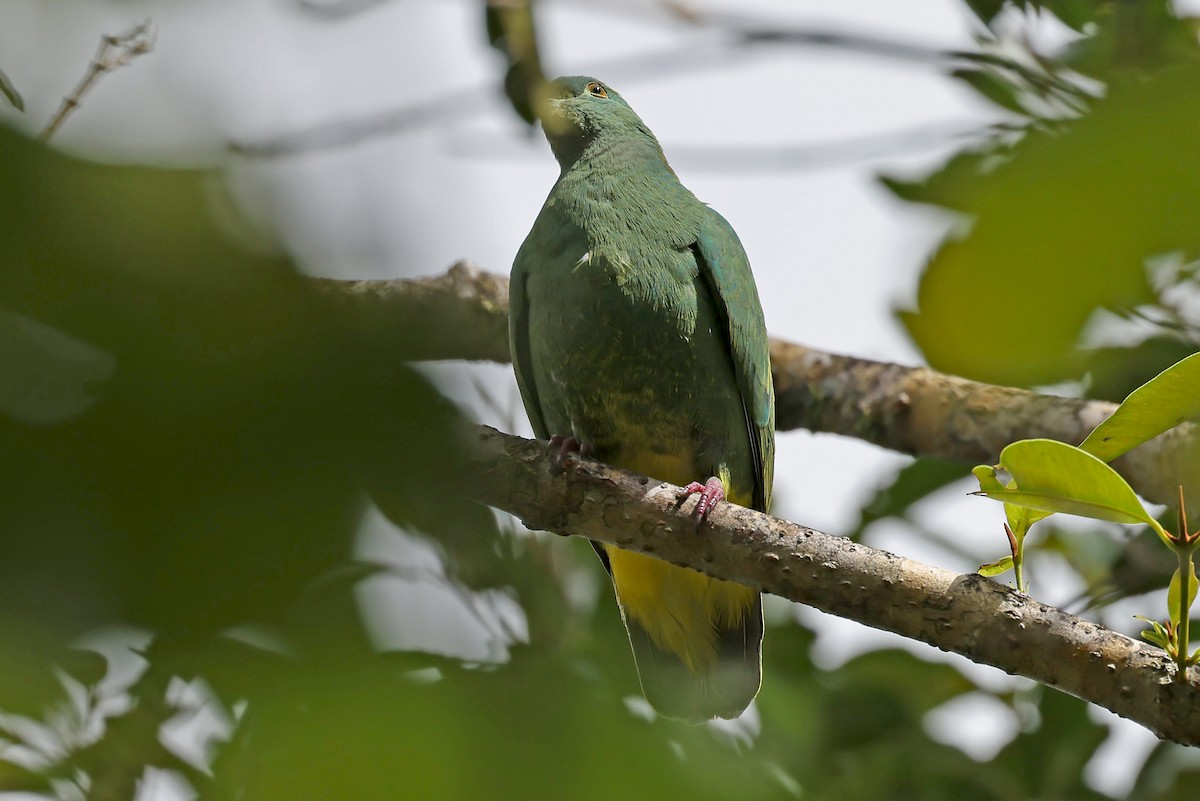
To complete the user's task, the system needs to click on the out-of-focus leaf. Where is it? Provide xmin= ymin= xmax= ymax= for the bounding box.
xmin=1080 ymin=352 xmax=1200 ymax=462
xmin=0 ymin=309 xmax=115 ymax=424
xmin=57 ymin=648 xmax=108 ymax=688
xmin=1065 ymin=0 xmax=1200 ymax=77
xmin=1071 ymin=526 xmax=1174 ymax=609
xmin=964 ymin=0 xmax=1007 ymax=25
xmin=0 ymin=67 xmax=22 ymax=111
xmin=0 ymin=758 xmax=52 ymax=793
xmin=0 ymin=123 xmax=497 ymax=642
xmin=951 ymin=68 xmax=1028 ymax=116
xmin=1083 ymin=337 xmax=1198 ymax=403
xmin=834 ymin=649 xmax=976 ymax=720
xmin=974 ymin=440 xmax=1162 ymax=534
xmin=207 ymin=649 xmax=785 ymax=801
xmin=992 ymin=688 xmax=1109 ymax=800
xmin=485 ymin=0 xmax=545 ymax=126
xmin=897 ymin=64 xmax=1200 ymax=386
xmin=1042 ymin=0 xmax=1102 ymax=31
xmin=852 ymin=458 xmax=967 ymax=537
xmin=1130 ymin=739 xmax=1200 ymax=799
xmin=880 ymin=147 xmax=1007 ymax=211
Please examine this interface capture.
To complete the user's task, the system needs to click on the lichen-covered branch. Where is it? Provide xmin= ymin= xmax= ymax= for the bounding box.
xmin=462 ymin=424 xmax=1199 ymax=744
xmin=310 ymin=263 xmax=510 ymax=362
xmin=317 ymin=265 xmax=1195 ymax=507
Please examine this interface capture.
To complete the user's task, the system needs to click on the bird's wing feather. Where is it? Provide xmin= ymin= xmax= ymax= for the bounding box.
xmin=692 ymin=208 xmax=775 ymax=511
xmin=508 ymin=258 xmax=550 ymax=441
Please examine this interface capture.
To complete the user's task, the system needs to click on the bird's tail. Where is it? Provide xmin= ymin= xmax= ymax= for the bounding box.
xmin=625 ymin=592 xmax=763 ymax=723
xmin=599 ymin=544 xmax=763 ymax=722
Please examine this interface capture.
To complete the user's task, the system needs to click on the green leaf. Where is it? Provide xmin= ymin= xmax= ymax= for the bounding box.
xmin=972 ymin=464 xmax=1006 ymax=494
xmin=1042 ymin=0 xmax=1101 ymax=31
xmin=1080 ymin=351 xmax=1200 ymax=463
xmin=0 ymin=758 xmax=51 ymax=793
xmin=1136 ymin=616 xmax=1172 ymax=650
xmin=880 ymin=147 xmax=1006 ymax=212
xmin=1141 ymin=626 xmax=1171 ymax=651
xmin=1082 ymin=336 xmax=1197 ymax=405
xmin=978 ymin=555 xmax=1015 ymax=576
xmin=974 ymin=439 xmax=1165 ymax=536
xmin=852 ymin=458 xmax=967 ymax=537
xmin=1006 ymin=500 xmax=1050 ymax=539
xmin=0 ymin=67 xmax=23 ymax=112
xmin=1167 ymin=560 xmax=1198 ymax=622
xmin=898 ymin=65 xmax=1200 ymax=387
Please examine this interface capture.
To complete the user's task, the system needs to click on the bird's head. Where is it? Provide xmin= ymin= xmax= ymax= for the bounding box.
xmin=535 ymin=76 xmax=656 ymax=167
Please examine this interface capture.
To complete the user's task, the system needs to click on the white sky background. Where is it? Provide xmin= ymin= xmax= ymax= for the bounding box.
xmin=0 ymin=0 xmax=1189 ymax=797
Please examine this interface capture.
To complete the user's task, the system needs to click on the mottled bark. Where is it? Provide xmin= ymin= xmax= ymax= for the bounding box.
xmin=319 ymin=265 xmax=1195 ymax=506
xmin=463 ymin=425 xmax=1200 ymax=746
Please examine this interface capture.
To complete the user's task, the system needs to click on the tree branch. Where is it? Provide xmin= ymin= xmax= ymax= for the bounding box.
xmin=314 ymin=264 xmax=1196 ymax=507
xmin=463 ymin=424 xmax=1200 ymax=745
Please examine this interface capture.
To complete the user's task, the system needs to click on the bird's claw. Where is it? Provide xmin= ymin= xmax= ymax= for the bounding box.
xmin=677 ymin=477 xmax=725 ymax=523
xmin=547 ymin=434 xmax=593 ymax=475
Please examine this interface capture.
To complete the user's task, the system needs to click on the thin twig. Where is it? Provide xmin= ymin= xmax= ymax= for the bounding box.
xmin=39 ymin=19 xmax=156 ymax=143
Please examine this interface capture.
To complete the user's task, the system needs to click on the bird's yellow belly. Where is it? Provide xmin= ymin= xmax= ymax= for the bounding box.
xmin=603 ymin=445 xmax=757 ymax=673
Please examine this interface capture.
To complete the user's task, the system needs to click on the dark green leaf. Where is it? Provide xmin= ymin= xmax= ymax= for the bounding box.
xmin=1043 ymin=0 xmax=1102 ymax=31
xmin=880 ymin=146 xmax=1008 ymax=211
xmin=951 ymin=68 xmax=1028 ymax=116
xmin=964 ymin=0 xmax=1009 ymax=25
xmin=1083 ymin=337 xmax=1197 ymax=403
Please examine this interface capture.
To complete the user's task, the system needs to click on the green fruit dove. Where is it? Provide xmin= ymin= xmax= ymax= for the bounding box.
xmin=509 ymin=76 xmax=775 ymax=722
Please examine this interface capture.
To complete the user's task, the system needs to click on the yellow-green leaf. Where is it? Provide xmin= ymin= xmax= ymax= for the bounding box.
xmin=973 ymin=440 xmax=1166 ymax=539
xmin=1081 ymin=352 xmax=1200 ymax=463
xmin=1005 ymin=502 xmax=1048 ymax=540
xmin=973 ymin=463 xmax=1051 ymax=537
xmin=977 ymin=556 xmax=1014 ymax=577
xmin=972 ymin=464 xmax=1006 ymax=493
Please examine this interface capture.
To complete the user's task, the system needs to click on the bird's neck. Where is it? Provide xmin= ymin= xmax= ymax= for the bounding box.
xmin=562 ymin=134 xmax=679 ymax=185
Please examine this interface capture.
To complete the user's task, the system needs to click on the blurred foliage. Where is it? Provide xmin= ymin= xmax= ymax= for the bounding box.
xmin=484 ymin=0 xmax=545 ymax=127
xmin=0 ymin=66 xmax=22 ymax=111
xmin=883 ymin=0 xmax=1200 ymax=725
xmin=5 ymin=0 xmax=1200 ymax=798
xmin=892 ymin=0 xmax=1200 ymax=392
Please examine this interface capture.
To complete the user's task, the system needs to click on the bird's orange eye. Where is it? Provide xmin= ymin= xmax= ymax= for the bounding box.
xmin=586 ymin=82 xmax=608 ymax=98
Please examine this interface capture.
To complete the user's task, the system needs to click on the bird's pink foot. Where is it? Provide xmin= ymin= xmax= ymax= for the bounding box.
xmin=547 ymin=434 xmax=593 ymax=475
xmin=677 ymin=477 xmax=725 ymax=522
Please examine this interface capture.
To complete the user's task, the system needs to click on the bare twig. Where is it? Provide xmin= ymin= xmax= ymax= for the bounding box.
xmin=40 ymin=19 xmax=156 ymax=143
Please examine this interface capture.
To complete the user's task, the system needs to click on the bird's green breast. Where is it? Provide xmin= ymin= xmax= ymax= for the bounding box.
xmin=516 ymin=191 xmax=751 ymax=489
